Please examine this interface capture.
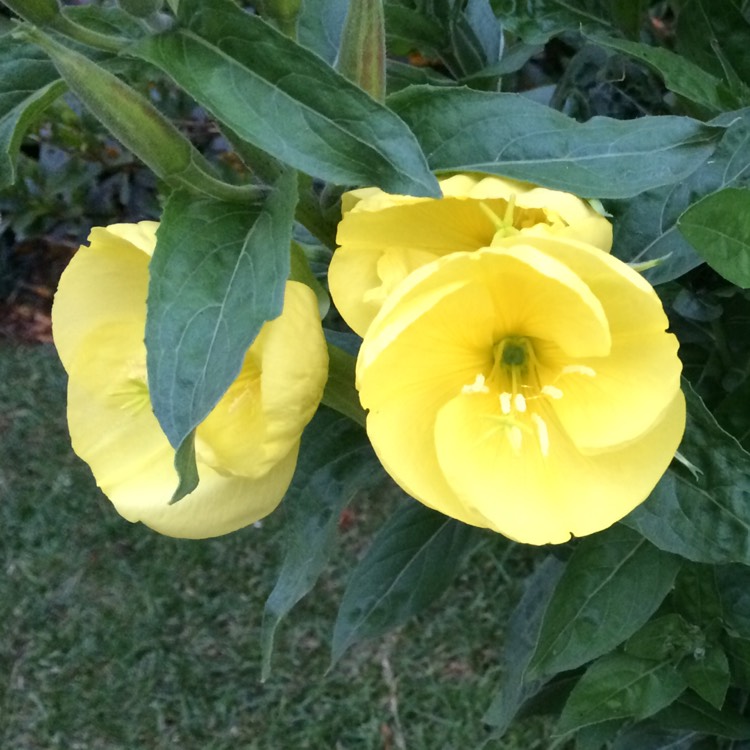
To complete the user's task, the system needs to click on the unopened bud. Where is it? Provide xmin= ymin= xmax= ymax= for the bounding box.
xmin=2 ymin=0 xmax=60 ymax=25
xmin=23 ymin=27 xmax=257 ymax=202
xmin=118 ymin=0 xmax=163 ymax=18
xmin=336 ymin=0 xmax=386 ymax=102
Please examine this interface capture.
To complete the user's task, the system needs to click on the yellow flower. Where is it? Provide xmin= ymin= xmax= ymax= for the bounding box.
xmin=356 ymin=233 xmax=685 ymax=545
xmin=52 ymin=222 xmax=328 ymax=538
xmin=329 ymin=174 xmax=612 ymax=336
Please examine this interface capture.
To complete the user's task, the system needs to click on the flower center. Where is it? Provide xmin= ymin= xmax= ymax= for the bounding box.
xmin=480 ymin=197 xmax=521 ymax=242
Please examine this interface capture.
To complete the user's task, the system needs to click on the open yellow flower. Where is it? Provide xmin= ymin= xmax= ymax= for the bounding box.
xmin=329 ymin=174 xmax=612 ymax=336
xmin=52 ymin=222 xmax=328 ymax=538
xmin=356 ymin=234 xmax=685 ymax=545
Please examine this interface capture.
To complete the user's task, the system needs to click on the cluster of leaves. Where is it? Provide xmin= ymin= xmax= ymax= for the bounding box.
xmin=4 ymin=0 xmax=750 ymax=746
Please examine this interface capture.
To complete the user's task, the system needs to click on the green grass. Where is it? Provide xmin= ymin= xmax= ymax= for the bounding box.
xmin=0 ymin=341 xmax=548 ymax=749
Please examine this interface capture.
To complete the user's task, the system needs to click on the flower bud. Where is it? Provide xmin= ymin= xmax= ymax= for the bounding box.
xmin=23 ymin=27 xmax=256 ymax=202
xmin=2 ymin=0 xmax=60 ymax=25
xmin=336 ymin=0 xmax=386 ymax=102
xmin=118 ymin=0 xmax=164 ymax=18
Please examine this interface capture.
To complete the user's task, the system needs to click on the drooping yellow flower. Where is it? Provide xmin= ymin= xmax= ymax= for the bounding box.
xmin=52 ymin=222 xmax=328 ymax=538
xmin=329 ymin=174 xmax=612 ymax=336
xmin=356 ymin=233 xmax=685 ymax=545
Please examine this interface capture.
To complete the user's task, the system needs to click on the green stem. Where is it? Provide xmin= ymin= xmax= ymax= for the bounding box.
xmin=296 ymin=173 xmax=338 ymax=248
xmin=321 ymin=342 xmax=366 ymax=427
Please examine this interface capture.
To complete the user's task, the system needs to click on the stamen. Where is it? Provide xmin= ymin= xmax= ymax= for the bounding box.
xmin=562 ymin=364 xmax=597 ymax=377
xmin=503 ymin=194 xmax=517 ymax=226
xmin=508 ymin=425 xmax=523 ymax=454
xmin=514 ymin=393 xmax=527 ymax=412
xmin=542 ymin=384 xmax=563 ymax=400
xmin=531 ymin=414 xmax=550 ymax=457
xmin=499 ymin=392 xmax=512 ymax=414
xmin=462 ymin=373 xmax=490 ymax=394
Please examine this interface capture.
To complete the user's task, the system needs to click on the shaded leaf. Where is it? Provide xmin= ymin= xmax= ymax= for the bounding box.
xmin=587 ymin=33 xmax=743 ymax=114
xmin=528 ymin=526 xmax=681 ymax=679
xmin=612 ymin=722 xmax=703 ymax=750
xmin=390 ymin=86 xmax=723 ymax=198
xmin=131 ymin=0 xmax=439 ymax=196
xmin=675 ymin=0 xmax=750 ymax=95
xmin=483 ymin=555 xmax=565 ymax=732
xmin=331 ymin=501 xmax=480 ymax=663
xmin=261 ymin=408 xmax=381 ymax=680
xmin=672 ymin=564 xmax=723 ymax=627
xmin=716 ymin=565 xmax=750 ymax=638
xmin=681 ymin=644 xmax=730 ymax=710
xmin=493 ymin=0 xmax=615 ymax=45
xmin=625 ymin=614 xmax=696 ymax=662
xmin=724 ymin=635 xmax=750 ymax=690
xmin=0 ymin=38 xmax=65 ymax=189
xmin=558 ymin=653 xmax=687 ymax=735
xmin=677 ymin=187 xmax=750 ymax=288
xmin=611 ymin=108 xmax=750 ymax=286
xmin=625 ymin=382 xmax=750 ymax=564
xmin=655 ymin=691 xmax=750 ymax=740
xmin=146 ymin=171 xmax=296 ymax=483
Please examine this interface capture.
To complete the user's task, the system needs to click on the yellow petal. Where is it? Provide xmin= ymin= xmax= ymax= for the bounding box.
xmin=332 ymin=175 xmax=613 ymax=336
xmin=433 ymin=389 xmax=686 ymax=544
xmin=496 ymin=235 xmax=682 ymax=450
xmin=104 ymin=221 xmax=159 ymax=256
xmin=52 ymin=226 xmax=150 ymax=372
xmin=197 ymin=281 xmax=328 ymax=478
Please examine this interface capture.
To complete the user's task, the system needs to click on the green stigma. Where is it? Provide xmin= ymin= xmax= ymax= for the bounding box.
xmin=502 ymin=342 xmax=526 ymax=366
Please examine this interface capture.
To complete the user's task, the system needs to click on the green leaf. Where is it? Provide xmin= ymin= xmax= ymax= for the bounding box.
xmin=483 ymin=555 xmax=565 ymax=732
xmin=675 ymin=0 xmax=750 ymax=95
xmin=261 ymin=408 xmax=381 ymax=680
xmin=681 ymin=643 xmax=730 ymax=710
xmin=624 ymin=382 xmax=750 ymax=564
xmin=611 ymin=110 xmax=750 ymax=285
xmin=612 ymin=722 xmax=703 ymax=750
xmin=716 ymin=565 xmax=750 ymax=638
xmin=331 ymin=501 xmax=480 ymax=663
xmin=528 ymin=526 xmax=681 ymax=679
xmin=655 ymin=691 xmax=750 ymax=740
xmin=587 ymin=33 xmax=743 ymax=114
xmin=131 ymin=0 xmax=439 ymax=196
xmin=389 ymin=86 xmax=723 ymax=199
xmin=297 ymin=0 xmax=347 ymax=63
xmin=677 ymin=187 xmax=750 ymax=288
xmin=557 ymin=653 xmax=687 ymax=735
xmin=625 ymin=614 xmax=696 ymax=663
xmin=724 ymin=635 xmax=750 ymax=689
xmin=0 ymin=38 xmax=65 ymax=189
xmin=492 ymin=0 xmax=615 ymax=45
xmin=145 ymin=170 xmax=296 ymax=493
xmin=672 ymin=564 xmax=723 ymax=627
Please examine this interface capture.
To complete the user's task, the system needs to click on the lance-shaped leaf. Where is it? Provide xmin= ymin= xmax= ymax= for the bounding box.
xmin=331 ymin=501 xmax=480 ymax=663
xmin=130 ymin=0 xmax=438 ymax=196
xmin=527 ymin=526 xmax=681 ymax=679
xmin=587 ymin=33 xmax=744 ymax=114
xmin=625 ymin=381 xmax=750 ymax=564
xmin=0 ymin=38 xmax=65 ymax=189
xmin=483 ymin=555 xmax=565 ymax=732
xmin=557 ymin=654 xmax=687 ymax=735
xmin=261 ymin=408 xmax=381 ymax=680
xmin=389 ymin=86 xmax=723 ymax=198
xmin=145 ymin=170 xmax=296 ymax=496
xmin=654 ymin=691 xmax=750 ymax=740
xmin=677 ymin=187 xmax=750 ymax=288
xmin=611 ymin=106 xmax=750 ymax=285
